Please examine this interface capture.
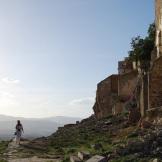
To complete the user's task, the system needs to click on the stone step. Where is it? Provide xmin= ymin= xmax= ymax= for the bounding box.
xmin=70 ymin=155 xmax=82 ymax=162
xmin=78 ymin=151 xmax=90 ymax=160
xmin=85 ymin=155 xmax=107 ymax=162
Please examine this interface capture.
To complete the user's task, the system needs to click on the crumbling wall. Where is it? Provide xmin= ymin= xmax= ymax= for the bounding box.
xmin=93 ymin=75 xmax=118 ymax=119
xmin=111 ymin=71 xmax=138 ymax=115
xmin=155 ymin=0 xmax=162 ymax=57
xmin=118 ymin=71 xmax=138 ymax=99
xmin=112 ymin=102 xmax=124 ymax=115
xmin=149 ymin=57 xmax=162 ymax=109
xmin=93 ymin=71 xmax=138 ymax=119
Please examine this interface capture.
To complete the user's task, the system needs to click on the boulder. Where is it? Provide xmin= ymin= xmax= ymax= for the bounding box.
xmin=70 ymin=155 xmax=82 ymax=162
xmin=78 ymin=151 xmax=90 ymax=160
xmin=119 ymin=141 xmax=146 ymax=155
xmin=85 ymin=155 xmax=107 ymax=162
xmin=104 ymin=120 xmax=112 ymax=125
xmin=152 ymin=158 xmax=159 ymax=162
xmin=155 ymin=147 xmax=162 ymax=155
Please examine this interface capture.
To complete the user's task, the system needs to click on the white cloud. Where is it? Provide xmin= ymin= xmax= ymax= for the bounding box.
xmin=1 ymin=77 xmax=20 ymax=84
xmin=0 ymin=76 xmax=94 ymax=118
xmin=0 ymin=91 xmax=15 ymax=98
xmin=0 ymin=77 xmax=21 ymax=113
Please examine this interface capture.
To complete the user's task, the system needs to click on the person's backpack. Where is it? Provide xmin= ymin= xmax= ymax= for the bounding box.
xmin=16 ymin=124 xmax=22 ymax=131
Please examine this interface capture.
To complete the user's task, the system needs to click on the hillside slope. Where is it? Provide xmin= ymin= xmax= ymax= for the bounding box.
xmin=10 ymin=114 xmax=162 ymax=162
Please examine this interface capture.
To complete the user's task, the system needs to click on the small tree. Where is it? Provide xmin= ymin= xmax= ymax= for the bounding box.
xmin=128 ymin=23 xmax=155 ymax=71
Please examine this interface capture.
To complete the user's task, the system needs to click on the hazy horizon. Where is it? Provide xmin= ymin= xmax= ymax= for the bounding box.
xmin=0 ymin=0 xmax=154 ymax=118
xmin=0 ymin=115 xmax=81 ymax=140
xmin=0 ymin=113 xmax=82 ymax=119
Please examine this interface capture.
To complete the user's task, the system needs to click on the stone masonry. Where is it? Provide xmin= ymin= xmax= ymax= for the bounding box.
xmin=93 ymin=0 xmax=162 ymax=120
xmin=146 ymin=0 xmax=162 ymax=119
xmin=149 ymin=57 xmax=162 ymax=109
xmin=93 ymin=75 xmax=118 ymax=119
xmin=93 ymin=58 xmax=137 ymax=119
xmin=155 ymin=0 xmax=162 ymax=57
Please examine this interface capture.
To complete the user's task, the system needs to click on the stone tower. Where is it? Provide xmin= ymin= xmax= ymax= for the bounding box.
xmin=146 ymin=0 xmax=162 ymax=119
xmin=155 ymin=0 xmax=162 ymax=57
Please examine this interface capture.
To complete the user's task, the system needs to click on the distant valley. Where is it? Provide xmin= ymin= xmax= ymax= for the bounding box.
xmin=0 ymin=115 xmax=81 ymax=140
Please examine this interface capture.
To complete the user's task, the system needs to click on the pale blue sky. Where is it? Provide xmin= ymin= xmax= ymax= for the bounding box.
xmin=0 ymin=0 xmax=154 ymax=118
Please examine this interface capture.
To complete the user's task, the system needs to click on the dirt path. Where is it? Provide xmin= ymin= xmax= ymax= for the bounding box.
xmin=8 ymin=156 xmax=60 ymax=162
xmin=4 ymin=139 xmax=61 ymax=162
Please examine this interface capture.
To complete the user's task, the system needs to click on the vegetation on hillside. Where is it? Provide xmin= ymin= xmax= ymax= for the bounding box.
xmin=128 ymin=23 xmax=155 ymax=70
xmin=0 ymin=141 xmax=8 ymax=162
xmin=3 ymin=114 xmax=162 ymax=162
xmin=46 ymin=114 xmax=160 ymax=162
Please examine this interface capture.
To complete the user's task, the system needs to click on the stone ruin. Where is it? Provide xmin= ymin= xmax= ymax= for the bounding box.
xmin=93 ymin=0 xmax=162 ymax=123
xmin=93 ymin=57 xmax=138 ymax=120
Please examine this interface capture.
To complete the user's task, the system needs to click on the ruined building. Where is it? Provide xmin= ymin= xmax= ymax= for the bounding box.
xmin=93 ymin=0 xmax=162 ymax=121
xmin=147 ymin=0 xmax=162 ymax=119
xmin=93 ymin=75 xmax=118 ymax=119
xmin=93 ymin=57 xmax=138 ymax=119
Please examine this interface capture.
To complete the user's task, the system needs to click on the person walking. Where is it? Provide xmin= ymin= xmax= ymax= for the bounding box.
xmin=15 ymin=120 xmax=24 ymax=145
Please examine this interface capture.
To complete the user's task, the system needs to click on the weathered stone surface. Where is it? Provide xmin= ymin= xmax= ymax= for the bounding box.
xmin=146 ymin=0 xmax=162 ymax=120
xmin=93 ymin=75 xmax=118 ymax=119
xmin=155 ymin=0 xmax=162 ymax=57
xmin=118 ymin=57 xmax=134 ymax=75
xmin=112 ymin=102 xmax=124 ymax=115
xmin=118 ymin=71 xmax=138 ymax=98
xmin=149 ymin=57 xmax=162 ymax=111
xmin=152 ymin=159 xmax=159 ymax=162
xmin=78 ymin=151 xmax=90 ymax=160
xmin=85 ymin=155 xmax=106 ymax=162
xmin=93 ymin=67 xmax=138 ymax=119
xmin=116 ymin=63 xmax=138 ymax=116
xmin=91 ymin=0 xmax=162 ymax=122
xmin=70 ymin=156 xmax=81 ymax=162
xmin=138 ymin=118 xmax=153 ymax=129
xmin=128 ymin=108 xmax=141 ymax=124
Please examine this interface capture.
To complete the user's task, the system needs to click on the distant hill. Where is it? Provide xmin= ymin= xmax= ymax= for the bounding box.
xmin=43 ymin=116 xmax=82 ymax=124
xmin=0 ymin=114 xmax=82 ymax=140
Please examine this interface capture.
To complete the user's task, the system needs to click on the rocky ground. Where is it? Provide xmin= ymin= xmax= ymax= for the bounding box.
xmin=1 ymin=113 xmax=162 ymax=162
xmin=1 ymin=139 xmax=61 ymax=162
xmin=20 ymin=113 xmax=162 ymax=162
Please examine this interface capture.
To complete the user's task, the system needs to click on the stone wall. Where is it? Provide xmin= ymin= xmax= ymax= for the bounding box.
xmin=112 ymin=102 xmax=124 ymax=115
xmin=155 ymin=0 xmax=162 ymax=57
xmin=155 ymin=0 xmax=162 ymax=28
xmin=118 ymin=58 xmax=134 ymax=75
xmin=93 ymin=0 xmax=162 ymax=120
xmin=118 ymin=71 xmax=138 ymax=99
xmin=149 ymin=57 xmax=162 ymax=109
xmin=112 ymin=71 xmax=138 ymax=115
xmin=146 ymin=0 xmax=162 ymax=119
xmin=93 ymin=75 xmax=118 ymax=119
xmin=138 ymin=74 xmax=149 ymax=117
xmin=93 ymin=70 xmax=138 ymax=119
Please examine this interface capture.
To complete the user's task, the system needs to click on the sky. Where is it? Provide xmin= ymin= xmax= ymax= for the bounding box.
xmin=0 ymin=0 xmax=154 ymax=118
